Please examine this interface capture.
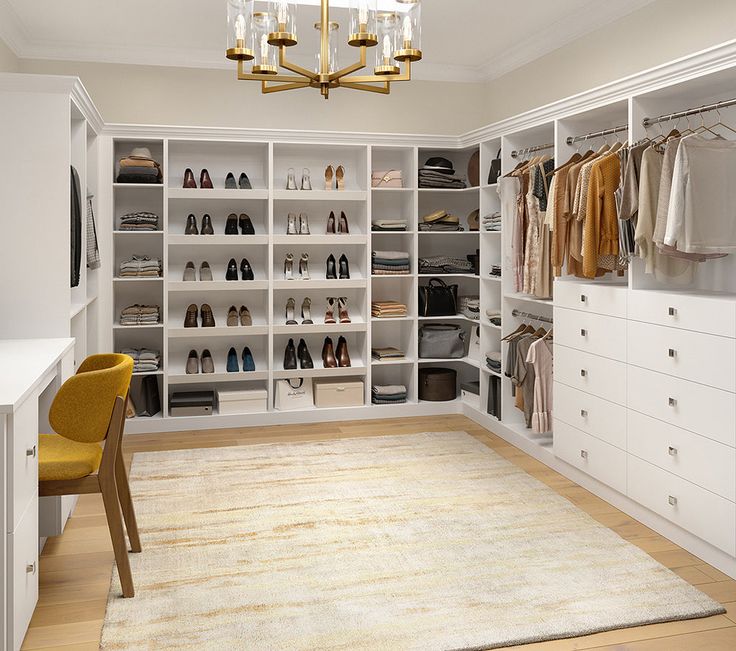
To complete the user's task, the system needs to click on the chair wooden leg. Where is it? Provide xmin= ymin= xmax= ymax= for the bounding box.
xmin=115 ymin=454 xmax=142 ymax=553
xmin=99 ymin=475 xmax=135 ymax=598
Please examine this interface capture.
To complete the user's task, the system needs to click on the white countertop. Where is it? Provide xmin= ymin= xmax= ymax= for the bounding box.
xmin=0 ymin=338 xmax=75 ymax=413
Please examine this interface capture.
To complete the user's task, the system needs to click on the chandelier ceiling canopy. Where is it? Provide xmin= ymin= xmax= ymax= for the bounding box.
xmin=226 ymin=0 xmax=422 ymax=98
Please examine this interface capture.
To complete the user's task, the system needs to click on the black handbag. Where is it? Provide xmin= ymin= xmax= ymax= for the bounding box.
xmin=488 ymin=148 xmax=502 ymax=185
xmin=419 ymin=278 xmax=458 ymax=316
xmin=136 ymin=375 xmax=161 ymax=417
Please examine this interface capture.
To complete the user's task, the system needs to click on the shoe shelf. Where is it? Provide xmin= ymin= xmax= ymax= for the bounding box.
xmin=167 ymin=188 xmax=269 ymax=201
xmin=272 ymin=234 xmax=367 ymax=245
xmin=273 ymin=190 xmax=367 ymax=202
xmin=272 ymin=322 xmax=367 ymax=335
xmin=168 ymin=370 xmax=269 ymax=384
xmin=113 ymin=323 xmax=164 ymax=330
xmin=167 ymin=280 xmax=269 ymax=292
xmin=272 ymin=279 xmax=366 ymax=290
xmin=273 ymin=364 xmax=367 ymax=380
xmin=168 ymin=325 xmax=270 ymax=338
xmin=113 ymin=183 xmax=163 ymax=190
xmin=168 ymin=235 xmax=270 ymax=246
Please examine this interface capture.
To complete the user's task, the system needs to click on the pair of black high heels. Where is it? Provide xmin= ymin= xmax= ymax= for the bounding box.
xmin=226 ymin=258 xmax=254 ymax=281
xmin=284 ymin=338 xmax=313 ymax=370
xmin=225 ymin=213 xmax=255 ymax=235
xmin=326 ymin=254 xmax=350 ymax=279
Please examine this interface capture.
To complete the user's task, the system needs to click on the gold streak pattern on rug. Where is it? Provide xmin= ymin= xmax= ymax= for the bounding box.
xmin=100 ymin=432 xmax=724 ymax=650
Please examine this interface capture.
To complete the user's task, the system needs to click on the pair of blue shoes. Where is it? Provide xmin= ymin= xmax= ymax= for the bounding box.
xmin=227 ymin=346 xmax=255 ymax=372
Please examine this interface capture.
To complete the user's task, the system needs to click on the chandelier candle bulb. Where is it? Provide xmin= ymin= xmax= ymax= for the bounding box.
xmin=268 ymin=0 xmax=297 ymax=46
xmin=252 ymin=11 xmax=278 ymax=73
xmin=375 ymin=11 xmax=400 ymax=74
xmin=226 ymin=0 xmax=255 ymax=60
xmin=349 ymin=0 xmax=378 ymax=47
xmin=394 ymin=0 xmax=422 ymax=62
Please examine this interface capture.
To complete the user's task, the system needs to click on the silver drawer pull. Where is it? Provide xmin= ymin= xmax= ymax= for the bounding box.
xmin=668 ymin=495 xmax=677 ymax=506
xmin=580 ymin=294 xmax=587 ymax=303
xmin=580 ymin=329 xmax=587 ymax=337
xmin=668 ymin=446 xmax=678 ymax=456
xmin=580 ymin=449 xmax=588 ymax=459
xmin=580 ymin=369 xmax=587 ymax=377
xmin=580 ymin=409 xmax=588 ymax=418
xmin=668 ymin=397 xmax=677 ymax=407
xmin=26 ymin=445 xmax=36 ymax=457
xmin=668 ymin=307 xmax=677 ymax=316
xmin=668 ymin=348 xmax=677 ymax=358
xmin=25 ymin=562 xmax=35 ymax=574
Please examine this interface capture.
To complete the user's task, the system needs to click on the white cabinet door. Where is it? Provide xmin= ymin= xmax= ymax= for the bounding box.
xmin=554 ymin=307 xmax=626 ymax=361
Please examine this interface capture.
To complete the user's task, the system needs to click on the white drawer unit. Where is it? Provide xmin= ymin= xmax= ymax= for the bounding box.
xmin=555 ymin=281 xmax=627 ymax=318
xmin=554 ymin=344 xmax=627 ymax=405
xmin=554 ymin=382 xmax=626 ymax=449
xmin=627 ymin=410 xmax=736 ymax=502
xmin=627 ymin=320 xmax=736 ymax=392
xmin=628 ymin=455 xmax=736 ymax=556
xmin=554 ymin=307 xmax=626 ymax=361
xmin=553 ymin=419 xmax=627 ymax=494
xmin=8 ymin=494 xmax=39 ymax=651
xmin=628 ymin=290 xmax=736 ymax=338
xmin=627 ymin=365 xmax=736 ymax=448
xmin=7 ymin=396 xmax=39 ymax=532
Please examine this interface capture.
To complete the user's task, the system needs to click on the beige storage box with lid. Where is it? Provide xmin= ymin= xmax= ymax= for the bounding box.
xmin=313 ymin=378 xmax=364 ymax=408
xmin=217 ymin=388 xmax=268 ymax=415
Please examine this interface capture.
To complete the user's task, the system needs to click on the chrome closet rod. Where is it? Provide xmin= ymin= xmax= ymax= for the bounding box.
xmin=642 ymin=96 xmax=736 ymax=127
xmin=510 ymin=143 xmax=554 ymax=159
xmin=566 ymin=124 xmax=628 ymax=145
xmin=511 ymin=309 xmax=553 ymax=324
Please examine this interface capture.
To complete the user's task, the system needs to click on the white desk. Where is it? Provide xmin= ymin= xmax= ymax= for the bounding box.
xmin=0 ymin=338 xmax=75 ymax=651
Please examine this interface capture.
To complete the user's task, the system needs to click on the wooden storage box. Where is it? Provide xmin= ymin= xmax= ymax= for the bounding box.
xmin=218 ymin=389 xmax=267 ymax=415
xmin=418 ymin=367 xmax=456 ymax=401
xmin=313 ymin=379 xmax=364 ymax=408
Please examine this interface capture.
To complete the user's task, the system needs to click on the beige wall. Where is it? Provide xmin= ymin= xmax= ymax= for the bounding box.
xmin=483 ymin=0 xmax=736 ymax=124
xmin=0 ymin=37 xmax=18 ymax=72
xmin=17 ymin=58 xmax=487 ymax=136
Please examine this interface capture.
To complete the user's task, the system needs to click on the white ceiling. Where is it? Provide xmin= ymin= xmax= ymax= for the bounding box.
xmin=0 ymin=0 xmax=655 ymax=82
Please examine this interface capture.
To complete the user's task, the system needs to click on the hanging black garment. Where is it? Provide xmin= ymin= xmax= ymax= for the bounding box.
xmin=70 ymin=165 xmax=82 ymax=287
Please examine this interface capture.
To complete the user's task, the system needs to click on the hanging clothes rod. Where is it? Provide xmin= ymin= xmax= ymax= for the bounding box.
xmin=566 ymin=124 xmax=628 ymax=145
xmin=642 ymin=96 xmax=736 ymax=127
xmin=512 ymin=309 xmax=553 ymax=324
xmin=510 ymin=143 xmax=554 ymax=159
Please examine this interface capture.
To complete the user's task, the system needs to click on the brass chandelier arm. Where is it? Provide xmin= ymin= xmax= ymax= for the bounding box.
xmin=328 ymin=45 xmax=368 ymax=82
xmin=344 ymin=60 xmax=412 ymax=84
xmin=338 ymin=81 xmax=391 ymax=94
xmin=237 ymin=59 xmax=309 ymax=84
xmin=278 ymin=48 xmax=318 ymax=81
xmin=262 ymin=81 xmax=312 ymax=93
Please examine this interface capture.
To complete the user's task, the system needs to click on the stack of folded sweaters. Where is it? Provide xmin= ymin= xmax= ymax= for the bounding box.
xmin=419 ymin=255 xmax=473 ymax=274
xmin=118 ymin=212 xmax=159 ymax=231
xmin=371 ymin=347 xmax=405 ymax=361
xmin=486 ymin=351 xmax=502 ymax=374
xmin=419 ymin=210 xmax=463 ymax=232
xmin=418 ymin=168 xmax=466 ymax=189
xmin=119 ymin=304 xmax=161 ymax=326
xmin=120 ymin=348 xmax=161 ymax=373
xmin=486 ymin=309 xmax=501 ymax=327
xmin=371 ymin=300 xmax=407 ymax=318
xmin=483 ymin=212 xmax=502 ymax=232
xmin=372 ymin=250 xmax=410 ymax=275
xmin=371 ymin=384 xmax=408 ymax=405
xmin=458 ymin=295 xmax=480 ymax=320
xmin=372 ymin=218 xmax=408 ymax=232
xmin=116 ymin=152 xmax=162 ymax=184
xmin=119 ymin=255 xmax=162 ymax=278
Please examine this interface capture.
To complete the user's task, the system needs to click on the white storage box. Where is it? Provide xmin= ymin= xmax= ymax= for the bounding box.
xmin=313 ymin=379 xmax=364 ymax=408
xmin=217 ymin=388 xmax=267 ymax=415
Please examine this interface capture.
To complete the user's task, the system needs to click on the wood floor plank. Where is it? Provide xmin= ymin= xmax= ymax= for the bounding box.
xmin=698 ymin=580 xmax=736 ymax=603
xmin=588 ymin=626 xmax=736 ymax=649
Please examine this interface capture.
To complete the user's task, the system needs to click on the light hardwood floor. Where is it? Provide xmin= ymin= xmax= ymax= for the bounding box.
xmin=23 ymin=415 xmax=736 ymax=650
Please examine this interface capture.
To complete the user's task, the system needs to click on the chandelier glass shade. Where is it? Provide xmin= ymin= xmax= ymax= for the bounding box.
xmin=225 ymin=0 xmax=422 ymax=98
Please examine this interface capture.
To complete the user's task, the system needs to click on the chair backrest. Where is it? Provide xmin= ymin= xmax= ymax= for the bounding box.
xmin=49 ymin=353 xmax=133 ymax=443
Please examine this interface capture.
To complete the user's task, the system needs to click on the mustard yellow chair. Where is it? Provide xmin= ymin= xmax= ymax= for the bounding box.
xmin=39 ymin=353 xmax=140 ymax=598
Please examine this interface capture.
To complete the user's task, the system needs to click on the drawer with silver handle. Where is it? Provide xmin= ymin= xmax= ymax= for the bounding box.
xmin=8 ymin=395 xmax=40 ymax=532
xmin=553 ymin=419 xmax=626 ymax=494
xmin=554 ymin=307 xmax=626 ymax=361
xmin=627 ymin=320 xmax=736 ymax=392
xmin=8 ymin=493 xmax=39 ymax=651
xmin=627 ymin=455 xmax=736 ymax=555
xmin=555 ymin=281 xmax=627 ymax=317
xmin=554 ymin=382 xmax=626 ymax=449
xmin=554 ymin=344 xmax=626 ymax=405
xmin=627 ymin=410 xmax=735 ymax=501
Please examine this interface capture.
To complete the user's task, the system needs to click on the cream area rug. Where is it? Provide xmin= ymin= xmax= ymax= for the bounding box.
xmin=101 ymin=432 xmax=724 ymax=650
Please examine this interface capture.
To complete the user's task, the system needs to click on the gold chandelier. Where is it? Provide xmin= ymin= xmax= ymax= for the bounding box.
xmin=225 ymin=0 xmax=422 ymax=98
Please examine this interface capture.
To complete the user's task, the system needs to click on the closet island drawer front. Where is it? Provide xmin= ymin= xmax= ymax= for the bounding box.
xmin=554 ymin=344 xmax=626 ymax=405
xmin=554 ymin=382 xmax=626 ymax=449
xmin=554 ymin=420 xmax=626 ymax=494
xmin=627 ymin=366 xmax=736 ymax=447
xmin=627 ymin=321 xmax=736 ymax=392
xmin=628 ymin=456 xmax=736 ymax=555
xmin=554 ymin=307 xmax=626 ymax=361
xmin=627 ymin=410 xmax=736 ymax=501
xmin=628 ymin=291 xmax=736 ymax=338
xmin=555 ymin=281 xmax=627 ymax=317
xmin=9 ymin=494 xmax=39 ymax=651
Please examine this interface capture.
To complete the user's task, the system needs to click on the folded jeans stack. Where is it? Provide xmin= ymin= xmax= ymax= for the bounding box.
xmin=371 ymin=347 xmax=405 ymax=361
xmin=120 ymin=348 xmax=161 ymax=373
xmin=371 ymin=384 xmax=408 ymax=405
xmin=372 ymin=218 xmax=408 ymax=232
xmin=419 ymin=209 xmax=463 ymax=232
xmin=119 ymin=255 xmax=162 ymax=278
xmin=458 ymin=295 xmax=480 ymax=320
xmin=116 ymin=147 xmax=162 ymax=184
xmin=483 ymin=211 xmax=502 ymax=232
xmin=371 ymin=300 xmax=407 ymax=318
xmin=119 ymin=304 xmax=160 ymax=326
xmin=419 ymin=255 xmax=473 ymax=275
xmin=372 ymin=250 xmax=410 ymax=275
xmin=118 ymin=211 xmax=160 ymax=231
xmin=486 ymin=350 xmax=502 ymax=374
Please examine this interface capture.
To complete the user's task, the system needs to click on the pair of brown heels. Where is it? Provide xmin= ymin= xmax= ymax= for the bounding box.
xmin=325 ymin=165 xmax=345 ymax=191
xmin=322 ymin=336 xmax=350 ymax=367
xmin=183 ymin=168 xmax=212 ymax=189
